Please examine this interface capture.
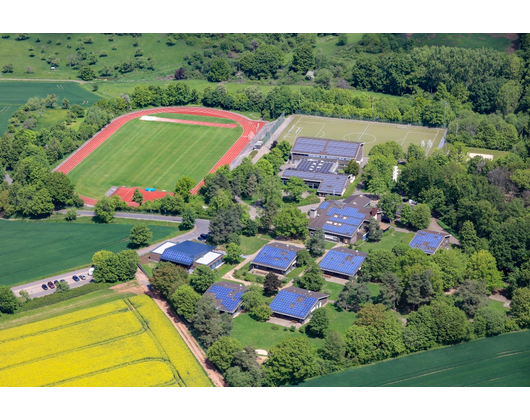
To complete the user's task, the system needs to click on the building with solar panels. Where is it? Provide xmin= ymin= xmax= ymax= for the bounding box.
xmin=251 ymin=242 xmax=302 ymax=276
xmin=409 ymin=230 xmax=451 ymax=255
xmin=290 ymin=137 xmax=364 ymax=168
xmin=318 ymin=248 xmax=368 ymax=279
xmin=204 ymin=281 xmax=246 ymax=316
xmin=149 ymin=241 xmax=177 ymax=262
xmin=308 ymin=200 xmax=380 ymax=244
xmin=269 ymin=286 xmax=329 ymax=323
xmin=159 ymin=240 xmax=224 ymax=272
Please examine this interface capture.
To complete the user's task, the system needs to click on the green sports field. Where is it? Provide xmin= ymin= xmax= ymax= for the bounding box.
xmin=291 ymin=330 xmax=530 ymax=387
xmin=280 ymin=115 xmax=445 ymax=157
xmin=0 ymin=220 xmax=176 ymax=287
xmin=67 ymin=114 xmax=243 ymax=198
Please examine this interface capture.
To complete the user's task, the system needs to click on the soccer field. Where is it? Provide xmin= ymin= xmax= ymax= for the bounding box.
xmin=0 ymin=220 xmax=176 ymax=287
xmin=291 ymin=330 xmax=530 ymax=387
xmin=67 ymin=114 xmax=243 ymax=199
xmin=280 ymin=115 xmax=446 ymax=157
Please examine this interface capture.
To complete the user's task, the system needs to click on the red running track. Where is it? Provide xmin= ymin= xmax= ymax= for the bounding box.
xmin=55 ymin=107 xmax=265 ymax=206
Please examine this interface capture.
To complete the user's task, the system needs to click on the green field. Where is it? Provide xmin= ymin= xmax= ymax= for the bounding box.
xmin=0 ymin=220 xmax=177 ymax=287
xmin=67 ymin=114 xmax=243 ymax=198
xmin=356 ymin=231 xmax=415 ymax=253
xmin=281 ymin=115 xmax=445 ymax=157
xmin=467 ymin=147 xmax=509 ymax=160
xmin=409 ymin=33 xmax=517 ymax=53
xmin=292 ymin=330 xmax=530 ymax=386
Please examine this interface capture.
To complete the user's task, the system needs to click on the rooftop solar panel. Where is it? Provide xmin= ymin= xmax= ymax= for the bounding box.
xmin=207 ymin=284 xmax=245 ymax=312
xmin=269 ymin=290 xmax=318 ymax=319
xmin=319 ymin=249 xmax=366 ymax=276
xmin=252 ymin=245 xmax=297 ymax=269
xmin=282 ymin=170 xmax=349 ymax=194
xmin=292 ymin=137 xmax=361 ymax=159
xmin=409 ymin=230 xmax=445 ymax=254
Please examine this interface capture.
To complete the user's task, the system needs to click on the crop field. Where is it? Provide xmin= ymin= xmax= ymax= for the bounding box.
xmin=409 ymin=33 xmax=518 ymax=52
xmin=0 ymin=295 xmax=211 ymax=387
xmin=280 ymin=115 xmax=445 ymax=157
xmin=0 ymin=220 xmax=177 ymax=287
xmin=292 ymin=330 xmax=530 ymax=387
xmin=67 ymin=114 xmax=243 ymax=198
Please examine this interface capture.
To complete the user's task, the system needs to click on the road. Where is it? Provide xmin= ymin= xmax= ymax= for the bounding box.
xmin=11 ymin=211 xmax=210 ymax=299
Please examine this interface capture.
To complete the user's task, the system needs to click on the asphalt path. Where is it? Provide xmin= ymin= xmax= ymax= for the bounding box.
xmin=11 ymin=211 xmax=210 ymax=299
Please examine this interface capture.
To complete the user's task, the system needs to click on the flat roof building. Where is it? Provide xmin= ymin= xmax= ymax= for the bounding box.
xmin=204 ymin=281 xmax=246 ymax=316
xmin=160 ymin=240 xmax=224 ymax=272
xmin=409 ymin=230 xmax=451 ymax=255
xmin=149 ymin=241 xmax=177 ymax=262
xmin=290 ymin=137 xmax=364 ymax=167
xmin=251 ymin=242 xmax=302 ymax=276
xmin=319 ymin=248 xmax=368 ymax=279
xmin=269 ymin=286 xmax=329 ymax=323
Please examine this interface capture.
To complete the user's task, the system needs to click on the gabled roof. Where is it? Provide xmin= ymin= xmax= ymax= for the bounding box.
xmin=319 ymin=248 xmax=367 ymax=276
xmin=269 ymin=287 xmax=329 ymax=320
xmin=409 ymin=230 xmax=450 ymax=255
xmin=205 ymin=281 xmax=246 ymax=313
xmin=342 ymin=194 xmax=371 ymax=208
xmin=292 ymin=137 xmax=363 ymax=160
xmin=252 ymin=243 xmax=302 ymax=270
xmin=160 ymin=240 xmax=215 ymax=265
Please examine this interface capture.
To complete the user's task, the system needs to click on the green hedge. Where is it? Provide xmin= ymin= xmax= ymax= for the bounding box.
xmin=17 ymin=282 xmax=109 ymax=313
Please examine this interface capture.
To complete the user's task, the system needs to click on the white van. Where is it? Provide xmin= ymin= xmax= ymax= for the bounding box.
xmin=88 ymin=267 xmax=94 ymax=276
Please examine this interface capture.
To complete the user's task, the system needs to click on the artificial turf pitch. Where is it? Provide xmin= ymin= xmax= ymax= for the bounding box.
xmin=280 ymin=115 xmax=445 ymax=157
xmin=67 ymin=114 xmax=243 ymax=198
xmin=291 ymin=330 xmax=530 ymax=387
xmin=0 ymin=220 xmax=176 ymax=287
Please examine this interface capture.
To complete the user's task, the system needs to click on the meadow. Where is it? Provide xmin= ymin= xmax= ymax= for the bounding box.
xmin=67 ymin=114 xmax=243 ymax=198
xmin=292 ymin=330 xmax=530 ymax=387
xmin=0 ymin=220 xmax=177 ymax=287
xmin=409 ymin=33 xmax=518 ymax=52
xmin=0 ymin=295 xmax=211 ymax=387
xmin=280 ymin=115 xmax=445 ymax=156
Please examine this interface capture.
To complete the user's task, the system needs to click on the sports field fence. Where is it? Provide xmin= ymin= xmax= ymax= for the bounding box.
xmin=260 ymin=112 xmax=285 ymax=144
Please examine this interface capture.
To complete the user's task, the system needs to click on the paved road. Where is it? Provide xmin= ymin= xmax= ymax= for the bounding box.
xmin=11 ymin=211 xmax=210 ymax=298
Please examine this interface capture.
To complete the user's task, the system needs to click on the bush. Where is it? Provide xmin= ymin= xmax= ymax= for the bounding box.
xmin=251 ymin=305 xmax=272 ymax=322
xmin=65 ymin=208 xmax=77 ymax=221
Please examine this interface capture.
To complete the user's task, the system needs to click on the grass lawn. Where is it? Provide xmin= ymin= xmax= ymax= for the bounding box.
xmin=0 ymin=219 xmax=177 ymax=287
xmin=324 ymin=241 xmax=336 ymax=250
xmin=216 ymin=262 xmax=237 ymax=277
xmin=67 ymin=114 xmax=243 ymax=198
xmin=487 ymin=299 xmax=510 ymax=313
xmin=367 ymin=282 xmax=380 ymax=300
xmin=467 ymin=147 xmax=509 ymax=160
xmin=324 ymin=304 xmax=357 ymax=335
xmin=356 ymin=231 xmax=411 ymax=253
xmin=238 ymin=235 xmax=270 ymax=255
xmin=321 ymin=281 xmax=344 ymax=301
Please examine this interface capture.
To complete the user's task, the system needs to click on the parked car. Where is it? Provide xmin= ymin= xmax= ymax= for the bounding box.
xmin=47 ymin=281 xmax=55 ymax=289
xmin=53 ymin=280 xmax=59 ymax=285
xmin=199 ymin=233 xmax=208 ymax=241
xmin=42 ymin=284 xmax=48 ymax=290
xmin=73 ymin=275 xmax=80 ymax=282
xmin=60 ymin=279 xmax=66 ymax=283
xmin=88 ymin=267 xmax=94 ymax=276
xmin=80 ymin=275 xmax=86 ymax=280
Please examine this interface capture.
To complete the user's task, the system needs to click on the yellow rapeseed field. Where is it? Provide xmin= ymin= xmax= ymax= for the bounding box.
xmin=0 ymin=300 xmax=128 ymax=343
xmin=130 ymin=295 xmax=212 ymax=387
xmin=0 ymin=311 xmax=142 ymax=370
xmin=55 ymin=361 xmax=177 ymax=387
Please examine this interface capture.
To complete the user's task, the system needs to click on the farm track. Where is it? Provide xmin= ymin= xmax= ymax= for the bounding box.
xmin=54 ymin=107 xmax=265 ymax=205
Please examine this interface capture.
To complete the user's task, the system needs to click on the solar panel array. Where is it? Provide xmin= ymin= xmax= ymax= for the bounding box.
xmin=253 ymin=245 xmax=297 ymax=269
xmin=319 ymin=249 xmax=366 ymax=276
xmin=295 ymin=159 xmax=335 ymax=173
xmin=409 ymin=230 xmax=445 ymax=254
xmin=292 ymin=137 xmax=360 ymax=158
xmin=282 ymin=170 xmax=349 ymax=194
xmin=207 ymin=284 xmax=245 ymax=312
xmin=321 ymin=206 xmax=366 ymax=236
xmin=160 ymin=249 xmax=194 ymax=265
xmin=269 ymin=290 xmax=317 ymax=319
xmin=319 ymin=201 xmax=330 ymax=210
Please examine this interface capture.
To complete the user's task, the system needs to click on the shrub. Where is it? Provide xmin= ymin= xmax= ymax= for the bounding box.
xmin=251 ymin=305 xmax=272 ymax=322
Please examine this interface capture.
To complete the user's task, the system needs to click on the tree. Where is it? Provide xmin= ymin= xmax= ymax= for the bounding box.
xmin=344 ymin=159 xmax=360 ymax=176
xmin=379 ymin=272 xmax=403 ymax=309
xmin=2 ymin=63 xmax=13 ymax=73
xmin=207 ymin=337 xmax=243 ymax=371
xmin=180 ymin=206 xmax=196 ymax=230
xmin=94 ymin=196 xmax=115 ymax=223
xmin=191 ymin=294 xmax=233 ymax=347
xmin=175 ymin=176 xmax=195 ymax=201
xmin=367 ymin=218 xmax=383 ymax=242
xmin=379 ymin=192 xmax=401 ymax=219
xmin=510 ymin=287 xmax=530 ymax=329
xmin=79 ymin=65 xmax=95 ymax=81
xmin=296 ymin=263 xmax=325 ymax=292
xmin=62 ymin=98 xmax=70 ymax=109
xmin=251 ymin=305 xmax=272 ymax=322
xmin=400 ymin=203 xmax=412 ymax=225
xmin=151 ymin=262 xmax=189 ymax=299
xmin=171 ymin=285 xmax=200 ymax=320
xmin=0 ymin=286 xmax=18 ymax=314
xmin=307 ymin=307 xmax=329 ymax=338
xmin=132 ymin=188 xmax=143 ymax=205
xmin=474 ymin=306 xmax=507 ymax=337
xmin=429 ymin=301 xmax=469 ymax=345
xmin=291 ymin=43 xmax=314 ymax=74
xmin=129 ymin=224 xmax=152 ymax=247
xmin=266 ymin=336 xmax=316 ymax=386
xmin=273 ymin=207 xmax=308 ymax=239
xmin=336 ymin=279 xmax=371 ymax=312
xmin=363 ymin=250 xmax=395 ymax=281
xmin=190 ymin=265 xmax=217 ymax=294
xmin=92 ymin=250 xmax=114 ymax=267
xmin=318 ymin=330 xmax=346 ymax=370
xmin=174 ymin=67 xmax=186 ymax=80
xmin=225 ymin=242 xmax=243 ymax=265
xmin=453 ymin=279 xmax=488 ymax=318
xmin=336 ymin=34 xmax=348 ymax=46
xmin=208 ymin=58 xmax=231 ymax=82
xmin=403 ymin=305 xmax=437 ymax=352
xmin=408 ymin=203 xmax=431 ymax=230
xmin=92 ymin=252 xmax=120 ymax=283
xmin=431 ymin=248 xmax=468 ymax=290
xmin=65 ymin=207 xmax=77 ymax=221
xmin=210 ymin=207 xmax=242 ymax=244
xmin=405 ymin=270 xmax=434 ymax=310
xmin=296 ymin=249 xmax=311 ymax=267
xmin=55 ymin=281 xmax=70 ymax=293
xmin=305 ymin=228 xmax=326 ymax=257
xmin=285 ymin=176 xmax=306 ymax=201
xmin=242 ymin=286 xmax=263 ymax=312
xmin=264 ymin=272 xmax=282 ymax=296
xmin=466 ymin=250 xmax=504 ymax=293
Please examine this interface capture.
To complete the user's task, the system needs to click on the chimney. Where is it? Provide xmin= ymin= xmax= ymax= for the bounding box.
xmin=309 ymin=208 xmax=317 ymax=218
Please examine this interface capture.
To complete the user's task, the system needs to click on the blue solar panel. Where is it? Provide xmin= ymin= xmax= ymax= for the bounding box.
xmin=160 ymin=250 xmax=194 ymax=265
xmin=269 ymin=290 xmax=318 ymax=319
xmin=292 ymin=138 xmax=361 ymax=158
xmin=282 ymin=170 xmax=349 ymax=194
xmin=319 ymin=201 xmax=329 ymax=209
xmin=319 ymin=249 xmax=366 ymax=276
xmin=207 ymin=284 xmax=245 ymax=312
xmin=409 ymin=231 xmax=444 ymax=254
xmin=253 ymin=245 xmax=297 ymax=269
xmin=295 ymin=160 xmax=335 ymax=173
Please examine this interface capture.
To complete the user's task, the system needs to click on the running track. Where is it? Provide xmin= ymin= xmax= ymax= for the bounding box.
xmin=54 ymin=107 xmax=265 ymax=206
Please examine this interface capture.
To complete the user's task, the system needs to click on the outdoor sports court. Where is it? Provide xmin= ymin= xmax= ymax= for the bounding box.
xmin=280 ymin=115 xmax=446 ymax=157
